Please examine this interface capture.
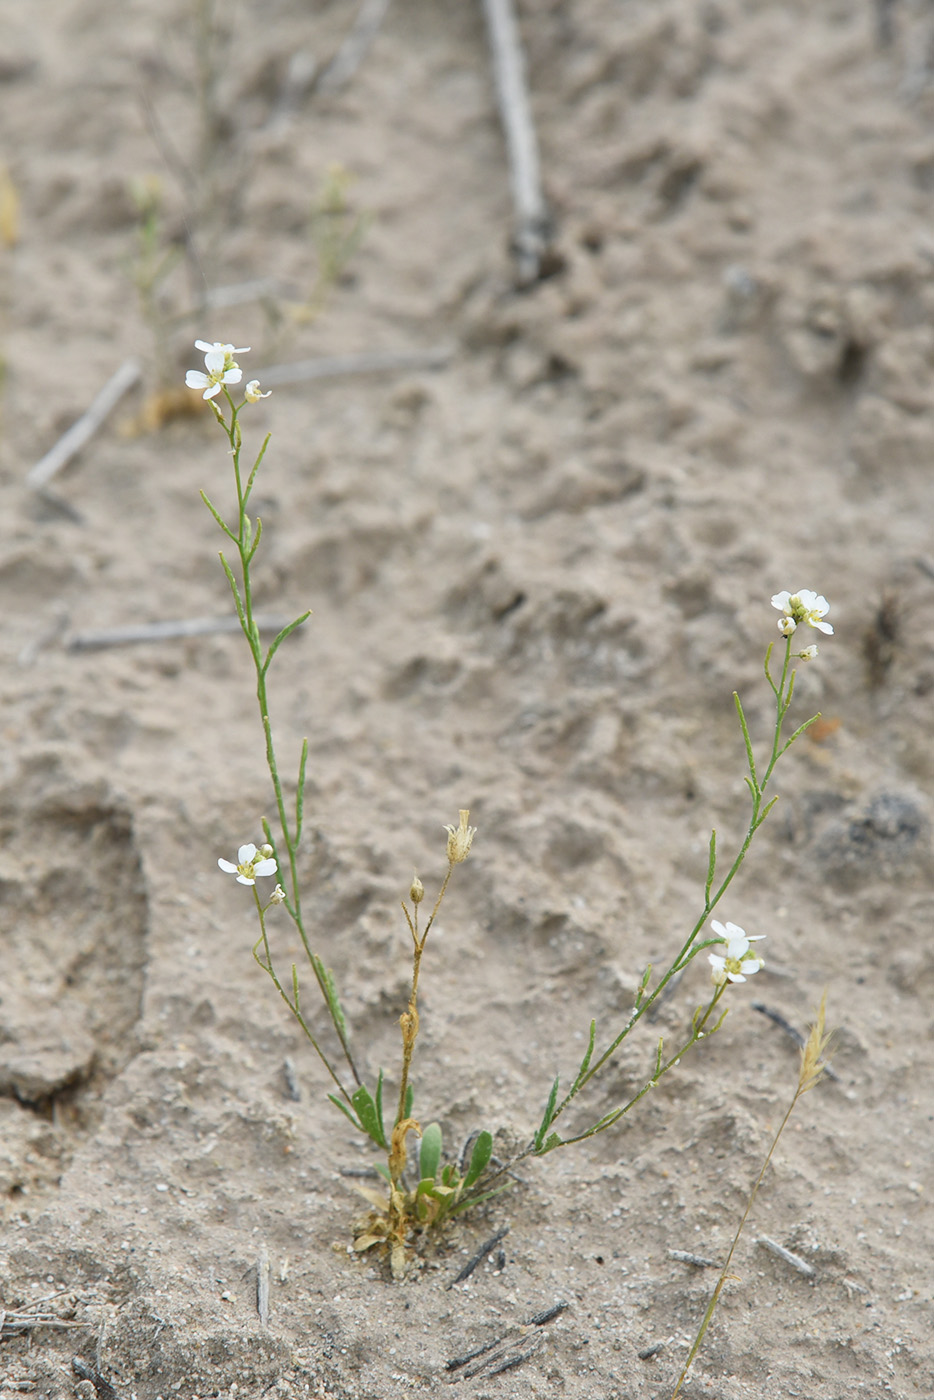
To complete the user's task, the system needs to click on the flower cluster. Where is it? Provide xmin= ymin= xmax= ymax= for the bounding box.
xmin=708 ymin=920 xmax=765 ymax=986
xmin=771 ymin=590 xmax=833 ymax=639
xmin=186 ymin=341 xmax=250 ymax=400
xmin=218 ymin=842 xmax=278 ymax=886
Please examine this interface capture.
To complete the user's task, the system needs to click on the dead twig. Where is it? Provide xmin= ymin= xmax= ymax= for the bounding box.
xmin=256 ymin=1245 xmax=270 ymax=1328
xmin=317 ymin=0 xmax=392 ymax=96
xmin=447 ymin=1226 xmax=509 ymax=1288
xmin=1 ymin=1309 xmax=80 ymax=1338
xmin=757 ymin=1235 xmax=816 ymax=1278
xmin=257 ymin=345 xmax=454 ymax=389
xmin=71 ymin=1358 xmax=120 ymax=1400
xmin=27 ymin=359 xmax=142 ymax=489
xmin=446 ymin=1298 xmax=566 ymax=1380
xmin=66 ymin=614 xmax=295 ymax=653
xmin=480 ymin=0 xmax=550 ymax=284
xmin=668 ymin=1248 xmax=719 ymax=1268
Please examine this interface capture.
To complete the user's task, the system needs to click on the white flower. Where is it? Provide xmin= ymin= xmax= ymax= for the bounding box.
xmin=796 ymin=645 xmax=819 ymax=661
xmin=245 ymin=379 xmax=271 ymax=403
xmin=218 ymin=842 xmax=278 ymax=886
xmin=185 ymin=340 xmax=251 ymax=400
xmin=771 ymin=590 xmax=833 ymax=636
xmin=708 ymin=919 xmax=765 ymax=986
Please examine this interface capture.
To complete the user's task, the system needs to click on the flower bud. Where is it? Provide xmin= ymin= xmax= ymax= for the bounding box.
xmin=260 ymin=843 xmax=274 ymax=859
xmin=410 ymin=874 xmax=425 ymax=904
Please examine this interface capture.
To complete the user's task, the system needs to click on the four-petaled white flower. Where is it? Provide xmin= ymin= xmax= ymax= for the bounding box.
xmin=771 ymin=590 xmax=833 ymax=637
xmin=245 ymin=379 xmax=271 ymax=403
xmin=185 ymin=340 xmax=251 ymax=400
xmin=708 ymin=919 xmax=765 ymax=986
xmin=796 ymin=644 xmax=819 ymax=661
xmin=218 ymin=842 xmax=278 ymax=886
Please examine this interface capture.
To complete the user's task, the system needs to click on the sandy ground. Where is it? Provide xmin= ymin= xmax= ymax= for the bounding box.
xmin=2 ymin=1 xmax=934 ymax=1396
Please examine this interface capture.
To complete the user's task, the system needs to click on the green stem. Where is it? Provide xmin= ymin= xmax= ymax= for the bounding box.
xmin=250 ymin=887 xmax=354 ymax=1105
xmin=211 ymin=388 xmax=361 ymax=1088
xmin=545 ymin=636 xmax=809 ymax=1133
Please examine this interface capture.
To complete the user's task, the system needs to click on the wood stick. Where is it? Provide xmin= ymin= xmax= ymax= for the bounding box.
xmin=447 ymin=1225 xmax=509 ymax=1288
xmin=480 ymin=0 xmax=550 ymax=283
xmin=317 ymin=0 xmax=392 ymax=96
xmin=27 ymin=359 xmax=142 ymax=489
xmin=257 ymin=344 xmax=454 ymax=389
xmin=66 ymin=614 xmax=295 ymax=653
xmin=256 ymin=1244 xmax=270 ymax=1327
xmin=668 ymin=1248 xmax=719 ymax=1268
xmin=757 ymin=1235 xmax=816 ymax=1278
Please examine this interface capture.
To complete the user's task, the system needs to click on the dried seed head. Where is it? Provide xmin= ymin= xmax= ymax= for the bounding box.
xmin=444 ymin=809 xmax=476 ymax=864
xmin=410 ymin=874 xmax=425 ymax=904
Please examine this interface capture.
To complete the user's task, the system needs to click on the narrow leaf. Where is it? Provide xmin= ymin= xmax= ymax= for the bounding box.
xmin=295 ymin=738 xmax=309 ymax=843
xmin=534 ymin=1075 xmax=560 ymax=1151
xmin=462 ymin=1130 xmax=493 ymax=1189
xmin=573 ymin=1021 xmax=597 ymax=1090
xmin=352 ymin=1084 xmax=388 ymax=1150
xmin=375 ymin=1067 xmax=385 ymax=1143
xmin=262 ymin=610 xmax=312 ymax=676
xmin=404 ymin=1082 xmax=414 ymax=1119
xmin=327 ymin=1093 xmax=363 ymax=1134
xmin=324 ymin=966 xmax=348 ymax=1041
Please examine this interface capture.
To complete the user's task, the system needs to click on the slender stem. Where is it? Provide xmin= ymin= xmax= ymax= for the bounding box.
xmin=250 ymin=887 xmax=354 ymax=1104
xmin=212 ymin=388 xmax=361 ymax=1087
xmin=393 ymin=862 xmax=456 ymax=1134
xmin=546 ymin=637 xmax=803 ymax=1132
xmin=670 ymin=1086 xmax=802 ymax=1398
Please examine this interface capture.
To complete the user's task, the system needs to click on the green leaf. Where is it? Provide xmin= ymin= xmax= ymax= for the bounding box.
xmin=573 ymin=1021 xmax=597 ymax=1090
xmin=294 ymin=738 xmax=309 ymax=843
xmin=324 ymin=966 xmax=348 ymax=1042
xmin=462 ymin=1130 xmax=493 ymax=1189
xmin=419 ymin=1122 xmax=442 ymax=1183
xmin=328 ymin=1093 xmax=363 ymax=1134
xmin=352 ymin=1083 xmax=388 ymax=1150
xmin=374 ymin=1068 xmax=385 ymax=1143
xmin=536 ymin=1131 xmax=562 ymax=1155
xmin=534 ymin=1075 xmax=560 ymax=1151
xmin=404 ymin=1082 xmax=414 ymax=1119
xmin=262 ymin=610 xmax=312 ymax=676
xmin=450 ymin=1181 xmax=512 ymax=1216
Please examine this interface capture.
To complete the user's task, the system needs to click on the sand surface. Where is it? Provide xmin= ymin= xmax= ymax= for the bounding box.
xmin=2 ymin=2 xmax=934 ymax=1396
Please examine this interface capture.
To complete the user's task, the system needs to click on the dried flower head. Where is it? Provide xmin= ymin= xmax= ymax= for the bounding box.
xmin=771 ymin=590 xmax=833 ymax=636
xmin=409 ymin=874 xmax=425 ymax=905
xmin=218 ymin=842 xmax=278 ymax=886
xmin=444 ymin=810 xmax=476 ymax=864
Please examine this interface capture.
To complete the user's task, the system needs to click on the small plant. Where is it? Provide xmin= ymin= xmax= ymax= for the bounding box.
xmin=191 ymin=340 xmax=835 ymax=1276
